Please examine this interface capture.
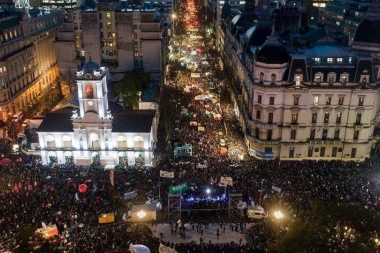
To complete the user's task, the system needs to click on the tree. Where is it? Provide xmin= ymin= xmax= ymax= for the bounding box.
xmin=115 ymin=69 xmax=150 ymax=109
xmin=57 ymin=67 xmax=76 ymax=94
xmin=158 ymin=86 xmax=181 ymax=150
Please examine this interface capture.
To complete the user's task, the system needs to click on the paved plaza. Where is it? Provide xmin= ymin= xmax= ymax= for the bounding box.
xmin=151 ymin=222 xmax=253 ymax=245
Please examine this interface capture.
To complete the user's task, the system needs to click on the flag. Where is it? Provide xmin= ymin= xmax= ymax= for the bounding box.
xmin=272 ymin=185 xmax=281 ymax=193
xmin=159 ymin=243 xmax=178 ymax=253
xmin=124 ymin=190 xmax=138 ymax=200
xmin=160 ymin=170 xmax=175 ymax=178
xmin=169 ymin=182 xmax=189 ymax=194
xmin=109 ymin=169 xmax=114 ymax=187
xmin=220 ymin=176 xmax=233 ymax=187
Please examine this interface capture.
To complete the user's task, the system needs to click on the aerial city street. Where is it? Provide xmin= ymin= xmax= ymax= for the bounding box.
xmin=0 ymin=0 xmax=380 ymax=251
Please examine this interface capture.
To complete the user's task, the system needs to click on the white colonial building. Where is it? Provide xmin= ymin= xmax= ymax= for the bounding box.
xmin=37 ymin=61 xmax=157 ymax=166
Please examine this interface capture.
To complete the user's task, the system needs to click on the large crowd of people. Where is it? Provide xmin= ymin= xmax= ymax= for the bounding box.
xmin=1 ymin=1 xmax=380 ymax=252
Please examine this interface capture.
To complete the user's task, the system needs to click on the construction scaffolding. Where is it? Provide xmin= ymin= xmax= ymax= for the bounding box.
xmin=167 ymin=194 xmax=181 ymax=222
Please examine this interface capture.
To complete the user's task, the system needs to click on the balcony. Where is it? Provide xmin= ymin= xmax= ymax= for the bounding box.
xmin=308 ymin=138 xmax=342 ymax=145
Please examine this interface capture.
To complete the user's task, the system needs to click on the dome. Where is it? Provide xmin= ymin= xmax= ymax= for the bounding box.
xmin=353 ymin=19 xmax=380 ymax=45
xmin=81 ymin=60 xmax=101 ymax=75
xmin=256 ymin=36 xmax=289 ymax=64
xmin=244 ymin=25 xmax=272 ymax=50
xmin=353 ymin=2 xmax=380 ymax=45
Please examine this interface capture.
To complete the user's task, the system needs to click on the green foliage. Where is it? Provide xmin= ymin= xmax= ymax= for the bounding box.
xmin=115 ymin=69 xmax=150 ymax=109
xmin=159 ymin=86 xmax=181 ymax=149
xmin=40 ymin=84 xmax=64 ymax=112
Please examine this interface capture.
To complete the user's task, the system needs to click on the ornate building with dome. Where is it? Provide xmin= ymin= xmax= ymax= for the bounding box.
xmin=221 ymin=0 xmax=380 ymax=161
xmin=36 ymin=61 xmax=157 ymax=166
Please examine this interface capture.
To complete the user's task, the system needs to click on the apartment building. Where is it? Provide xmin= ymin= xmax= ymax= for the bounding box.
xmin=0 ymin=4 xmax=64 ymax=120
xmin=55 ymin=1 xmax=169 ymax=78
xmin=221 ymin=3 xmax=380 ymax=161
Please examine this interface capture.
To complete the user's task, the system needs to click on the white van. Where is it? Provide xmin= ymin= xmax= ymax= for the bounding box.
xmin=247 ymin=206 xmax=268 ymax=219
xmin=12 ymin=111 xmax=23 ymax=122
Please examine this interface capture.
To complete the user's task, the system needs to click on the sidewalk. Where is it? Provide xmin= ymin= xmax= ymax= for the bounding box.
xmin=149 ymin=223 xmax=252 ymax=245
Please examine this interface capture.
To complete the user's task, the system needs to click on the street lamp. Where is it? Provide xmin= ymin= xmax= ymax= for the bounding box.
xmin=171 ymin=13 xmax=176 ymax=33
xmin=274 ymin=211 xmax=284 ymax=220
xmin=137 ymin=210 xmax=146 ymax=219
xmin=274 ymin=210 xmax=284 ymax=240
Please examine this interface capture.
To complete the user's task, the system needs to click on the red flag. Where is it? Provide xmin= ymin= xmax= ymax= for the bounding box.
xmin=13 ymin=183 xmax=18 ymax=193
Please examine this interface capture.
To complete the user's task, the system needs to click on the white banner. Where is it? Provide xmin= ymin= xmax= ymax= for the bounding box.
xmin=160 ymin=170 xmax=175 ymax=178
xmin=159 ymin=243 xmax=177 ymax=253
xmin=272 ymin=185 xmax=282 ymax=193
xmin=196 ymin=163 xmax=207 ymax=169
xmin=220 ymin=176 xmax=233 ymax=187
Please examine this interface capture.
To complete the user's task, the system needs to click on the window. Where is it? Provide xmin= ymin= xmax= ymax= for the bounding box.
xmin=106 ymin=22 xmax=112 ymax=29
xmin=313 ymin=96 xmax=319 ymax=105
xmin=268 ymin=113 xmax=273 ymax=124
xmin=267 ymin=130 xmax=272 ymax=140
xmin=353 ymin=130 xmax=359 ymax=140
xmin=256 ymin=110 xmax=261 ymax=120
xmin=255 ymin=128 xmax=260 ymax=139
xmin=315 ymin=76 xmax=321 ymax=85
xmin=312 ymin=113 xmax=317 ymax=123
xmin=328 ymin=76 xmax=334 ymax=85
xmin=271 ymin=74 xmax=276 ymax=85
xmin=326 ymin=96 xmax=331 ymax=105
xmin=308 ymin=147 xmax=313 ymax=157
xmin=322 ymin=129 xmax=328 ymax=140
xmin=264 ymin=147 xmax=272 ymax=153
xmin=358 ymin=97 xmax=364 ymax=106
xmin=260 ymin=73 xmax=264 ymax=83
xmin=290 ymin=130 xmax=296 ymax=140
xmin=327 ymin=58 xmax=333 ymax=63
xmin=356 ymin=113 xmax=362 ymax=125
xmin=269 ymin=97 xmax=274 ymax=105
xmin=337 ymin=58 xmax=343 ymax=63
xmin=324 ymin=112 xmax=329 ymax=123
xmin=295 ymin=75 xmax=301 ymax=86
xmin=258 ymin=95 xmax=262 ymax=104
xmin=292 ymin=113 xmax=298 ymax=124
xmin=338 ymin=97 xmax=344 ymax=105
xmin=294 ymin=96 xmax=299 ymax=105
xmin=106 ymin=12 xmax=111 ymax=19
xmin=86 ymin=85 xmax=93 ymax=98
xmin=289 ymin=147 xmax=294 ymax=157
xmin=336 ymin=112 xmax=342 ymax=123
xmin=334 ymin=129 xmax=340 ymax=139
xmin=341 ymin=76 xmax=347 ymax=85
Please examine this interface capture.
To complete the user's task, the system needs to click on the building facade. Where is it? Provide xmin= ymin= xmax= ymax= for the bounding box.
xmin=55 ymin=3 xmax=169 ymax=78
xmin=37 ymin=61 xmax=158 ymax=166
xmin=222 ymin=7 xmax=380 ymax=161
xmin=0 ymin=5 xmax=64 ymax=121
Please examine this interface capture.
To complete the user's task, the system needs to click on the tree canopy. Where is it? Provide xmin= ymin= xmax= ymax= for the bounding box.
xmin=115 ymin=69 xmax=150 ymax=109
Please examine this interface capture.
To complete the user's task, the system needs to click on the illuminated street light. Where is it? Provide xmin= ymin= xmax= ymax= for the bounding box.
xmin=137 ymin=210 xmax=146 ymax=219
xmin=206 ymin=188 xmax=211 ymax=194
xmin=274 ymin=211 xmax=284 ymax=220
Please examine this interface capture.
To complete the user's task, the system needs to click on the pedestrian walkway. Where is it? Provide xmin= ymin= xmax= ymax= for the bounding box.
xmin=150 ymin=223 xmax=252 ymax=245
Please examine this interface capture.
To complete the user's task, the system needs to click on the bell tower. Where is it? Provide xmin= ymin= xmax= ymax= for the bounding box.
xmin=75 ymin=61 xmax=109 ymax=119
